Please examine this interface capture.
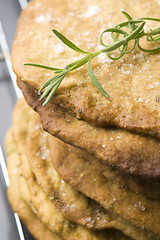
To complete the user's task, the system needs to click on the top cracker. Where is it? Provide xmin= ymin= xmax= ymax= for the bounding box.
xmin=11 ymin=0 xmax=160 ymax=137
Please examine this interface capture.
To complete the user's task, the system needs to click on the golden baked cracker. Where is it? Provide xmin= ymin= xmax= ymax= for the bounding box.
xmin=12 ymin=98 xmax=117 ymax=231
xmin=86 ymin=157 xmax=160 ymax=200
xmin=27 ymin=114 xmax=113 ymax=230
xmin=10 ymin=98 xmax=122 ymax=240
xmin=12 ymin=0 xmax=160 ymax=138
xmin=50 ymin=134 xmax=160 ymax=240
xmin=17 ymin=78 xmax=160 ymax=180
xmin=6 ymin=129 xmax=61 ymax=240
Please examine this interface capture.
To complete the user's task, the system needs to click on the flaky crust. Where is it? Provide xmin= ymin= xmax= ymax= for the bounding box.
xmin=12 ymin=0 xmax=160 ymax=137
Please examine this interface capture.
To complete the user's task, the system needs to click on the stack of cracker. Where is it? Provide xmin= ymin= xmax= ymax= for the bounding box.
xmin=5 ymin=0 xmax=160 ymax=239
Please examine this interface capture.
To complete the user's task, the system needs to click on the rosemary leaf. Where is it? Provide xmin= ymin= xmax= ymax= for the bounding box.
xmin=88 ymin=58 xmax=109 ymax=98
xmin=140 ymin=17 xmax=160 ymax=22
xmin=100 ymin=28 xmax=129 ymax=48
xmin=52 ymin=29 xmax=89 ymax=54
xmin=126 ymin=22 xmax=145 ymax=41
xmin=24 ymin=63 xmax=63 ymax=72
xmin=43 ymin=74 xmax=66 ymax=105
xmin=39 ymin=70 xmax=68 ymax=92
xmin=40 ymin=78 xmax=61 ymax=99
xmin=121 ymin=10 xmax=132 ymax=21
xmin=137 ymin=40 xmax=160 ymax=53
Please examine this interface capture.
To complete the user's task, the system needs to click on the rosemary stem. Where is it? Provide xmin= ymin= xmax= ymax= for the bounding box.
xmin=68 ymin=55 xmax=91 ymax=71
xmin=101 ymin=38 xmax=126 ymax=53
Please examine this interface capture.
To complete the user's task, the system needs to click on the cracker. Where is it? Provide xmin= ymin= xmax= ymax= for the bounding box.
xmin=12 ymin=97 xmax=116 ymax=230
xmin=17 ymin=78 xmax=160 ymax=180
xmin=12 ymin=0 xmax=160 ymax=138
xmin=6 ymin=129 xmax=61 ymax=240
xmin=27 ymin=114 xmax=112 ymax=230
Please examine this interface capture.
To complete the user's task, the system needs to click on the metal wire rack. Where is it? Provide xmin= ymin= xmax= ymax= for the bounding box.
xmin=0 ymin=0 xmax=34 ymax=239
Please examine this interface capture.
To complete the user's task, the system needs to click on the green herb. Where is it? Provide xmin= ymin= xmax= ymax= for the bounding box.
xmin=24 ymin=11 xmax=160 ymax=105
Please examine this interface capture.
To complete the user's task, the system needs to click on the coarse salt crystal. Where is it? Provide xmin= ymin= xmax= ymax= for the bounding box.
xmin=97 ymin=52 xmax=113 ymax=64
xmin=80 ymin=5 xmax=102 ymax=18
xmin=35 ymin=14 xmax=52 ymax=23
xmin=148 ymin=83 xmax=154 ymax=88
xmin=54 ymin=44 xmax=65 ymax=54
xmin=137 ymin=98 xmax=143 ymax=102
xmin=155 ymin=82 xmax=160 ymax=86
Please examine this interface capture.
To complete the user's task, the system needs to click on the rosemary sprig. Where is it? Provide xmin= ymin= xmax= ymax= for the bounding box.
xmin=24 ymin=11 xmax=160 ymax=105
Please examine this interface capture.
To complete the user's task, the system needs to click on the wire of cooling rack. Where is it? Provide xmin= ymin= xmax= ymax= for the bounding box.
xmin=0 ymin=20 xmax=22 ymax=99
xmin=0 ymin=146 xmax=10 ymax=188
xmin=0 ymin=52 xmax=4 ymax=60
xmin=18 ymin=0 xmax=28 ymax=9
xmin=0 ymin=0 xmax=28 ymax=239
xmin=0 ymin=146 xmax=25 ymax=240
